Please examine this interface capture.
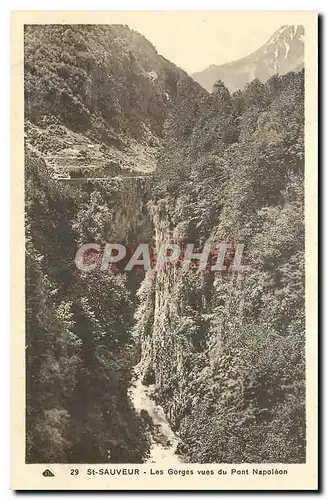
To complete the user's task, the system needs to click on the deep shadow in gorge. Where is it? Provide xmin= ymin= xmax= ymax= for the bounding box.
xmin=25 ymin=23 xmax=305 ymax=465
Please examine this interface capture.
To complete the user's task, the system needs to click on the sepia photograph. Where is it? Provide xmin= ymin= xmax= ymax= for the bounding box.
xmin=11 ymin=10 xmax=318 ymax=490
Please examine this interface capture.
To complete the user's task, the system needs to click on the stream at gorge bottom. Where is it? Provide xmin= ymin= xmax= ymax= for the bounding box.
xmin=129 ymin=365 xmax=184 ymax=464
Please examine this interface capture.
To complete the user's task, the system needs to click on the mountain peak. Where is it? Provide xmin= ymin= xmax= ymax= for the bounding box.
xmin=192 ymin=24 xmax=304 ymax=93
xmin=267 ymin=24 xmax=304 ymax=43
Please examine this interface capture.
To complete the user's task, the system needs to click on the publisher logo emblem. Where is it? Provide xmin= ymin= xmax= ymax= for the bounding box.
xmin=42 ymin=469 xmax=55 ymax=477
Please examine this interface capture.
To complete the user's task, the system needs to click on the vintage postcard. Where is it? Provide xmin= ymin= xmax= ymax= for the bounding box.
xmin=11 ymin=10 xmax=318 ymax=490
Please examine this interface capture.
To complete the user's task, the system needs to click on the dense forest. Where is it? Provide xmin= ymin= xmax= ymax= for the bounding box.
xmin=138 ymin=72 xmax=305 ymax=463
xmin=25 ymin=24 xmax=305 ymax=463
xmin=25 ymin=153 xmax=152 ymax=462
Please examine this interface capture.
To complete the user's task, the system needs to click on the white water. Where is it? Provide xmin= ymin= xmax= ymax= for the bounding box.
xmin=129 ymin=366 xmax=183 ymax=464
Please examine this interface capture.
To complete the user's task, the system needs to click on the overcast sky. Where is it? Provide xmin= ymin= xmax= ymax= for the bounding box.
xmin=101 ymin=11 xmax=294 ymax=73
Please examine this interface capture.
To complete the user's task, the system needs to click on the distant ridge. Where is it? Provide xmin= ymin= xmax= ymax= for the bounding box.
xmin=192 ymin=25 xmax=304 ymax=93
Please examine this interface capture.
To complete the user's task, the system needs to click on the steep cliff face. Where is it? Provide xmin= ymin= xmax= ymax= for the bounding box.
xmin=25 ymin=24 xmax=205 ymax=172
xmin=25 ymin=23 xmax=306 ymax=465
xmin=192 ymin=25 xmax=304 ymax=93
xmin=135 ymin=71 xmax=305 ymax=463
xmin=24 ymin=24 xmax=205 ymax=464
xmin=25 ymin=146 xmax=159 ymax=463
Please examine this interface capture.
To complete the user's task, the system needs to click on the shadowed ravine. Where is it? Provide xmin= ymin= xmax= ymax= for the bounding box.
xmin=24 ymin=23 xmax=306 ymax=465
xmin=129 ymin=366 xmax=183 ymax=464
